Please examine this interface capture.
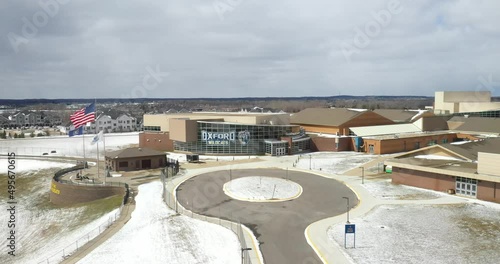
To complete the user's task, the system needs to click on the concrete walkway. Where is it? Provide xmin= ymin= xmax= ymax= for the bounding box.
xmin=302 ymin=170 xmax=468 ymax=264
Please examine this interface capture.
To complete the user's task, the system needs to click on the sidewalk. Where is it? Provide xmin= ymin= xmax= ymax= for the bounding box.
xmin=299 ymin=167 xmax=469 ymax=264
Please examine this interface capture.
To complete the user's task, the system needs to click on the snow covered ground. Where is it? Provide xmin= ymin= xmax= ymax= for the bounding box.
xmin=0 ymin=132 xmax=139 ymax=157
xmin=224 ymin=176 xmax=302 ymax=201
xmin=78 ymin=181 xmax=240 ymax=264
xmin=0 ymin=162 xmax=121 ymax=264
xmin=295 ymin=152 xmax=377 ymax=174
xmin=0 ymin=159 xmax=75 ymax=174
xmin=328 ymin=202 xmax=500 ymax=264
xmin=362 ymin=179 xmax=444 ymax=200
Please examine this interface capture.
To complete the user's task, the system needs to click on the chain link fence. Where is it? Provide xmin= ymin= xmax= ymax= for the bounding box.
xmin=37 ymin=204 xmax=124 ymax=264
xmin=36 ymin=165 xmax=129 ymax=263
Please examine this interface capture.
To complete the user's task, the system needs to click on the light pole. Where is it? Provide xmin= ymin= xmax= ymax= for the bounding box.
xmin=361 ymin=167 xmax=364 ymax=184
xmin=342 ymin=197 xmax=350 ymax=223
xmin=241 ymin=247 xmax=252 ymax=264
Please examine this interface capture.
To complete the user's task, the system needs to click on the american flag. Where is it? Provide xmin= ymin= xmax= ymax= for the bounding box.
xmin=70 ymin=103 xmax=96 ymax=129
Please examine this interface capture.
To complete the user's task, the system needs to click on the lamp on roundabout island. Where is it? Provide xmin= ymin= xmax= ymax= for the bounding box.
xmin=241 ymin=247 xmax=252 ymax=264
xmin=342 ymin=196 xmax=350 ymax=223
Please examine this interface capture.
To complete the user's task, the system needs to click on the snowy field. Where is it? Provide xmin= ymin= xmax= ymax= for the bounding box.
xmin=78 ymin=181 xmax=240 ymax=264
xmin=0 ymin=161 xmax=121 ymax=264
xmin=295 ymin=152 xmax=377 ymax=174
xmin=224 ymin=176 xmax=302 ymax=201
xmin=328 ymin=203 xmax=500 ymax=264
xmin=362 ymin=179 xmax=445 ymax=200
xmin=0 ymin=132 xmax=139 ymax=157
xmin=0 ymin=159 xmax=75 ymax=174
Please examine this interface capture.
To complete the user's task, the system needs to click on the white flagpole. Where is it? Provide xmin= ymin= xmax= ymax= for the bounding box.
xmin=94 ymin=99 xmax=99 ymax=179
xmin=103 ymin=133 xmax=106 ymax=183
xmin=97 ymin=138 xmax=100 ymax=181
xmin=82 ymin=127 xmax=86 ymax=165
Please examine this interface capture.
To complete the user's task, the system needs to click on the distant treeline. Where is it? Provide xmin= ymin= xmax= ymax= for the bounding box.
xmin=0 ymin=95 xmax=432 ymax=107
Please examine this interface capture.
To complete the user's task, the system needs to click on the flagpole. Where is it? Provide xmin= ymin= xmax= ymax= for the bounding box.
xmin=95 ymin=98 xmax=99 ymax=180
xmin=103 ymin=133 xmax=106 ymax=183
xmin=97 ymin=138 xmax=100 ymax=182
xmin=82 ymin=128 xmax=86 ymax=165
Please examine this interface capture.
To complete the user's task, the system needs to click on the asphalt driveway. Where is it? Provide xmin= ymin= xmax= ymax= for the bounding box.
xmin=176 ymin=168 xmax=358 ymax=264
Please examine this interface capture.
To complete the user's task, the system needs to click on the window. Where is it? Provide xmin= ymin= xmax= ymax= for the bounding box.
xmin=368 ymin=144 xmax=374 ymax=154
xmin=118 ymin=161 xmax=128 ymax=168
xmin=415 ymin=142 xmax=420 ymax=149
xmin=144 ymin=126 xmax=161 ymax=131
xmin=442 ymin=138 xmax=448 ymax=144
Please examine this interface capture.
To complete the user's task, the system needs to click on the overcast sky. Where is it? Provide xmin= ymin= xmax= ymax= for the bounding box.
xmin=1 ymin=0 xmax=499 ymax=99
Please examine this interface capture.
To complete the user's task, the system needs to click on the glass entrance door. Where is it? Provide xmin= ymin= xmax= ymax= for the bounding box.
xmin=275 ymin=147 xmax=286 ymax=156
xmin=455 ymin=177 xmax=477 ymax=197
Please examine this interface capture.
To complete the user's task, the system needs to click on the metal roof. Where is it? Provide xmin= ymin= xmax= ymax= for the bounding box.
xmin=290 ymin=108 xmax=366 ymax=126
xmin=442 ymin=138 xmax=500 ymax=161
xmin=105 ymin=147 xmax=166 ymax=159
xmin=373 ymin=109 xmax=420 ymax=122
xmin=350 ymin=123 xmax=421 ymax=137
xmin=448 ymin=116 xmax=500 ymax=134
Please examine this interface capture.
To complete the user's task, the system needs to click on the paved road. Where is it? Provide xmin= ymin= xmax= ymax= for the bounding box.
xmin=176 ymin=168 xmax=358 ymax=264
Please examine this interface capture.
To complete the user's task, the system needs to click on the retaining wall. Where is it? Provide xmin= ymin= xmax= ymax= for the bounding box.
xmin=50 ymin=165 xmax=127 ymax=206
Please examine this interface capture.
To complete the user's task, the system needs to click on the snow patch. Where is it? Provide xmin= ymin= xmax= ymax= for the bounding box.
xmin=78 ymin=181 xmax=240 ymax=264
xmin=414 ymin=154 xmax=462 ymax=161
xmin=224 ymin=176 xmax=302 ymax=201
xmin=328 ymin=203 xmax=500 ymax=264
xmin=0 ymin=132 xmax=138 ymax=157
xmin=295 ymin=152 xmax=377 ymax=174
xmin=0 ymin=159 xmax=74 ymax=174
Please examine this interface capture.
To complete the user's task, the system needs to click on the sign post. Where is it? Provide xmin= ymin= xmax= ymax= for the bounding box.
xmin=344 ymin=224 xmax=356 ymax=249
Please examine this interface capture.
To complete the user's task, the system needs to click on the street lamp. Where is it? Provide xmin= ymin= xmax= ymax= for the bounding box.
xmin=361 ymin=167 xmax=364 ymax=184
xmin=342 ymin=197 xmax=350 ymax=223
xmin=241 ymin=247 xmax=252 ymax=264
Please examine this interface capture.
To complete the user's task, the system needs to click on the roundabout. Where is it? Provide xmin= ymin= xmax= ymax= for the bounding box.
xmin=176 ymin=168 xmax=359 ymax=264
xmin=223 ymin=176 xmax=303 ymax=202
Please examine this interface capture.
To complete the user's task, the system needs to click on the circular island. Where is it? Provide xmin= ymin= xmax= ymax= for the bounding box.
xmin=223 ymin=176 xmax=302 ymax=202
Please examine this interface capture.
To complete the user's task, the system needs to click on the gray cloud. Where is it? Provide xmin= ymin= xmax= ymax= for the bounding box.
xmin=1 ymin=0 xmax=499 ymax=99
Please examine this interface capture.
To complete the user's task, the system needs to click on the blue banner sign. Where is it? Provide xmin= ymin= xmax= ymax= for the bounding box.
xmin=345 ymin=224 xmax=355 ymax=234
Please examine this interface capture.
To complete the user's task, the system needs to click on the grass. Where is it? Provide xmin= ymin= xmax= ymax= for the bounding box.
xmin=0 ymin=168 xmax=58 ymax=200
xmin=1 ymin=168 xmax=124 ymax=227
xmin=79 ymin=194 xmax=123 ymax=220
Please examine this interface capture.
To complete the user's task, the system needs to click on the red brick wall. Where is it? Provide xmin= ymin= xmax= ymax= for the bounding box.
xmin=310 ymin=137 xmax=352 ymax=152
xmin=107 ymin=156 xmax=166 ymax=171
xmin=139 ymin=132 xmax=174 ymax=151
xmin=391 ymin=167 xmax=455 ymax=193
xmin=280 ymin=137 xmax=293 ymax=155
xmin=364 ymin=133 xmax=458 ymax=155
xmin=477 ymin=181 xmax=500 ymax=203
